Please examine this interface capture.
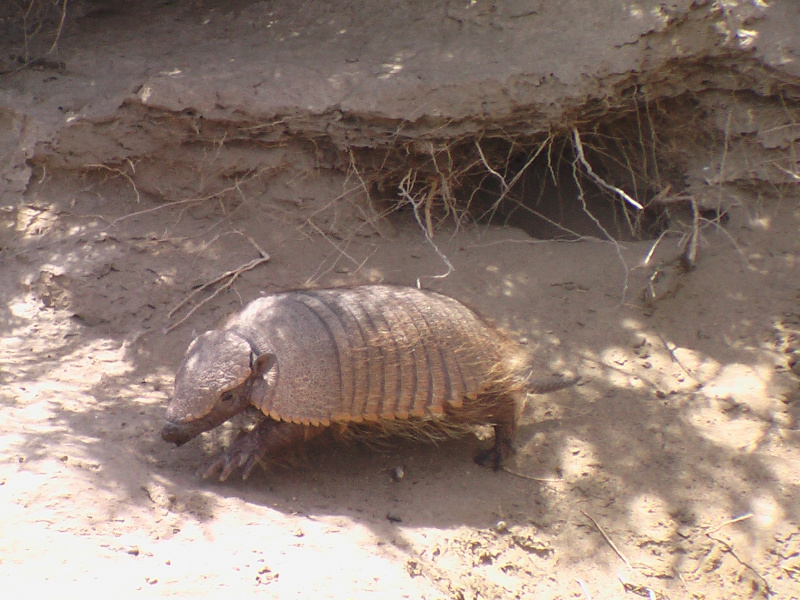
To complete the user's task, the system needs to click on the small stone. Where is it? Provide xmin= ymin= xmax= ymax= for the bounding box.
xmin=789 ymin=354 xmax=800 ymax=377
xmin=406 ymin=560 xmax=422 ymax=577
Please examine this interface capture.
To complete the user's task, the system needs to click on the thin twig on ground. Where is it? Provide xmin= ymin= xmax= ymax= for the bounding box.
xmin=110 ymin=197 xmax=203 ymax=225
xmin=618 ymin=576 xmax=664 ymax=600
xmin=501 ymin=467 xmax=564 ymax=483
xmin=706 ymin=513 xmax=753 ymax=535
xmin=655 ymin=332 xmax=698 ymax=382
xmin=703 ymin=513 xmax=773 ymax=595
xmin=576 ymin=578 xmax=593 ymax=600
xmin=706 ymin=532 xmax=773 ymax=596
xmin=580 ymin=509 xmax=633 ymax=571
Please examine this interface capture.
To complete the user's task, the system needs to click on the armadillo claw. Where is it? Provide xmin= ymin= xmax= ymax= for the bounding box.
xmin=241 ymin=455 xmax=266 ymax=481
xmin=201 ymin=450 xmax=249 ymax=482
xmin=221 ymin=453 xmax=249 ymax=482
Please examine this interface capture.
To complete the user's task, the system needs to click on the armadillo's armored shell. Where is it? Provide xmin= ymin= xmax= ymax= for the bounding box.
xmin=225 ymin=286 xmax=522 ymax=426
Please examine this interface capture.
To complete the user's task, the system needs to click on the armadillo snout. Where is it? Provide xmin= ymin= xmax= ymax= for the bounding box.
xmin=161 ymin=420 xmax=196 ymax=446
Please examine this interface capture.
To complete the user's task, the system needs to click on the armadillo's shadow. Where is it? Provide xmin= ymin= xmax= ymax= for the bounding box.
xmin=159 ymin=368 xmax=800 ymax=544
xmin=179 ymin=431 xmax=556 ymax=532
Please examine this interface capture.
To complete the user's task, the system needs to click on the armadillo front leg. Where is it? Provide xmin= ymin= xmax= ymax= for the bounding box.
xmin=202 ymin=419 xmax=323 ymax=482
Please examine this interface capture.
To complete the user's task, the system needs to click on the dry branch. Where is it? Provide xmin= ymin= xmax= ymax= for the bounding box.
xmin=85 ymin=161 xmax=141 ymax=204
xmin=572 ymin=128 xmax=644 ymax=210
xmin=397 ymin=170 xmax=454 ymax=283
xmin=570 ymin=142 xmax=632 ymax=300
xmin=166 ymin=233 xmax=270 ymax=333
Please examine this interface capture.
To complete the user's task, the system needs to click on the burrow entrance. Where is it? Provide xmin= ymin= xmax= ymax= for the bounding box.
xmin=345 ymin=95 xmax=731 ymax=244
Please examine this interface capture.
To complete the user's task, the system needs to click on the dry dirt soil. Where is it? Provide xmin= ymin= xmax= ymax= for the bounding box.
xmin=1 ymin=1 xmax=800 ymax=599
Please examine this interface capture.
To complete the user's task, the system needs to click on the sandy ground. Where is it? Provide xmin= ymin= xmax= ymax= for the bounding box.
xmin=2 ymin=172 xmax=799 ymax=598
xmin=2 ymin=1 xmax=800 ymax=598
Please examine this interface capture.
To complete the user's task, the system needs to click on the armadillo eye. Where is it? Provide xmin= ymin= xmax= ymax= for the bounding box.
xmin=220 ymin=391 xmax=235 ymax=403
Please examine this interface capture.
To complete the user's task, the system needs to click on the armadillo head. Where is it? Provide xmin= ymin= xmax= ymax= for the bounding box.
xmin=161 ymin=330 xmax=276 ymax=446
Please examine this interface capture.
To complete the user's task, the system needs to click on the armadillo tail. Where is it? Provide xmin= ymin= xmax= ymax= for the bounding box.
xmin=526 ymin=374 xmax=580 ymax=394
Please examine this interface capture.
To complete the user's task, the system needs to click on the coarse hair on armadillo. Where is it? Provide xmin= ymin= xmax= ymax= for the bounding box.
xmin=325 ymin=331 xmax=533 ymax=444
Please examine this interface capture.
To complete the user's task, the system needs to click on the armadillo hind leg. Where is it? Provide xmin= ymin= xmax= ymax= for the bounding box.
xmin=473 ymin=393 xmax=520 ymax=471
xmin=202 ymin=419 xmax=324 ymax=482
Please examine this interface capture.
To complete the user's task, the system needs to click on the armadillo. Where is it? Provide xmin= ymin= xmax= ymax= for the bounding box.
xmin=161 ymin=284 xmax=577 ymax=480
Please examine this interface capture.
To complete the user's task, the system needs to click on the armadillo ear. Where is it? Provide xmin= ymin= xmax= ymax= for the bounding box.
xmin=251 ymin=352 xmax=277 ymax=378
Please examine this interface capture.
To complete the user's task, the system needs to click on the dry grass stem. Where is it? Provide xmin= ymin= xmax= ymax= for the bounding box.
xmin=481 ymin=135 xmax=553 ymax=218
xmin=475 ymin=140 xmax=509 ymax=196
xmin=655 ymin=332 xmax=698 ymax=382
xmin=707 ymin=513 xmax=754 ymax=535
xmin=699 ymin=216 xmax=752 ymax=268
xmin=641 ymin=230 xmax=669 ymax=266
xmin=47 ymin=0 xmax=68 ymax=55
xmin=501 ymin=467 xmax=564 ymax=483
xmin=302 ymin=219 xmax=377 ymax=286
